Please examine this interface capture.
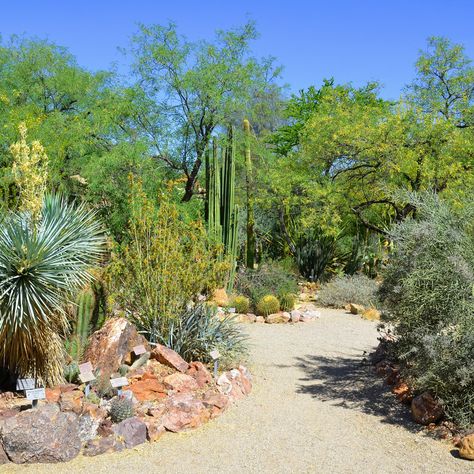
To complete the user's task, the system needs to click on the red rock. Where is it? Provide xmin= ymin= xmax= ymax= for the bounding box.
xmin=150 ymin=344 xmax=189 ymax=373
xmin=142 ymin=417 xmax=166 ymax=442
xmin=45 ymin=387 xmax=61 ymax=403
xmin=59 ymin=389 xmax=84 ymax=414
xmin=112 ymin=417 xmax=147 ymax=448
xmin=0 ymin=408 xmax=20 ymax=422
xmin=164 ymin=373 xmax=199 ymax=393
xmin=392 ymin=381 xmax=412 ymax=404
xmin=83 ymin=317 xmax=149 ymax=375
xmin=97 ymin=418 xmax=113 ymax=437
xmin=459 ymin=434 xmax=474 ymax=460
xmin=162 ymin=394 xmax=210 ymax=432
xmin=125 ymin=377 xmax=167 ymax=402
xmin=187 ymin=362 xmax=213 ymax=388
xmin=83 ymin=436 xmax=119 ymax=457
xmin=202 ymin=391 xmax=229 ymax=417
xmin=411 ymin=392 xmax=443 ymax=425
xmin=385 ymin=366 xmax=400 ymax=386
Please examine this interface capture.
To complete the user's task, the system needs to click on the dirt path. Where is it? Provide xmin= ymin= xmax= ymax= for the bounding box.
xmin=4 ymin=308 xmax=470 ymax=473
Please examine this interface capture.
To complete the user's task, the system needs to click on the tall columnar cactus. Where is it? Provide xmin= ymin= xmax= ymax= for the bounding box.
xmin=68 ymin=288 xmax=96 ymax=361
xmin=243 ymin=119 xmax=256 ymax=269
xmin=206 ymin=128 xmax=239 ymax=291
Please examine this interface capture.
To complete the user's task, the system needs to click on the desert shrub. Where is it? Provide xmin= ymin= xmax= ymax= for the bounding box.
xmin=107 ymin=179 xmax=228 ymax=343
xmin=256 ymin=295 xmax=280 ymax=316
xmin=158 ymin=304 xmax=247 ymax=366
xmin=318 ymin=274 xmax=378 ymax=308
xmin=279 ymin=293 xmax=296 ymax=311
xmin=230 ymin=295 xmax=250 ymax=314
xmin=235 ymin=262 xmax=298 ymax=305
xmin=379 ymin=194 xmax=474 ymax=427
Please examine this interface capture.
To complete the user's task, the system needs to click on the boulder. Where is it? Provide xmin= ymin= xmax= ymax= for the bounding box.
xmin=392 ymin=381 xmax=412 ymax=404
xmin=84 ymin=317 xmax=149 ymax=375
xmin=112 ymin=417 xmax=147 ymax=448
xmin=216 ymin=373 xmax=232 ymax=395
xmin=265 ymin=312 xmax=290 ymax=324
xmin=202 ymin=391 xmax=229 ymax=417
xmin=349 ymin=303 xmax=365 ymax=315
xmin=246 ymin=313 xmax=257 ymax=323
xmin=0 ymin=444 xmax=9 ymax=464
xmin=290 ymin=310 xmax=301 ymax=323
xmin=143 ymin=417 xmax=166 ymax=442
xmin=83 ymin=436 xmax=123 ymax=456
xmin=164 ymin=373 xmax=199 ymax=392
xmin=78 ymin=404 xmax=108 ymax=442
xmin=459 ymin=434 xmax=474 ymax=460
xmin=411 ymin=392 xmax=443 ymax=425
xmin=361 ymin=308 xmax=381 ymax=321
xmin=255 ymin=316 xmax=265 ymax=323
xmin=162 ymin=394 xmax=210 ymax=432
xmin=150 ymin=344 xmax=189 ymax=373
xmin=0 ymin=404 xmax=81 ymax=463
xmin=125 ymin=374 xmax=167 ymax=402
xmin=187 ymin=362 xmax=212 ymax=388
xmin=59 ymin=389 xmax=84 ymax=414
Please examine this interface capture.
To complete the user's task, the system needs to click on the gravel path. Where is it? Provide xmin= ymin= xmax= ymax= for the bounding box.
xmin=4 ymin=308 xmax=470 ymax=473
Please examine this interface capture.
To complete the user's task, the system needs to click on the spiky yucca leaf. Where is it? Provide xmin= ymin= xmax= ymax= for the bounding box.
xmin=0 ymin=194 xmax=105 ymax=385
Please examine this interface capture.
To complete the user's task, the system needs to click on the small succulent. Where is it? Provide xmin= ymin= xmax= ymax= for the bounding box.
xmin=64 ymin=362 xmax=80 ymax=384
xmin=92 ymin=374 xmax=115 ymax=399
xmin=256 ymin=295 xmax=280 ymax=316
xmin=230 ymin=295 xmax=250 ymax=314
xmin=110 ymin=395 xmax=134 ymax=423
xmin=279 ymin=293 xmax=296 ymax=312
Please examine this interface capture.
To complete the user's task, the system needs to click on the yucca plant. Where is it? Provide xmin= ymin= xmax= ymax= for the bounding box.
xmin=0 ymin=194 xmax=105 ymax=385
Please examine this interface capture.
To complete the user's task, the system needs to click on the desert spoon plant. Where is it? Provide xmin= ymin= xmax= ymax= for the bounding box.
xmin=0 ymin=125 xmax=105 ymax=385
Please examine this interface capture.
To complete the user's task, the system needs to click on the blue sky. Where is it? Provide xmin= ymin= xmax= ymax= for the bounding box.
xmin=1 ymin=0 xmax=473 ymax=99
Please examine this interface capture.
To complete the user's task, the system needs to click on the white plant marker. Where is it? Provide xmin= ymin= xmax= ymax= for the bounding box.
xmin=210 ymin=349 xmax=221 ymax=378
xmin=110 ymin=376 xmax=129 ymax=396
xmin=78 ymin=361 xmax=96 ymax=397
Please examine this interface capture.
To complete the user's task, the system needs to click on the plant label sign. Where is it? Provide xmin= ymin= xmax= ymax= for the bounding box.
xmin=25 ymin=388 xmax=46 ymax=401
xmin=16 ymin=378 xmax=35 ymax=391
xmin=79 ymin=361 xmax=93 ymax=374
xmin=133 ymin=344 xmax=147 ymax=355
xmin=79 ymin=371 xmax=96 ymax=384
xmin=210 ymin=349 xmax=220 ymax=360
xmin=110 ymin=377 xmax=129 ymax=389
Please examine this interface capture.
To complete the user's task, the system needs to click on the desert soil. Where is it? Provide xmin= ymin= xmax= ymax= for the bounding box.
xmin=3 ymin=308 xmax=471 ymax=473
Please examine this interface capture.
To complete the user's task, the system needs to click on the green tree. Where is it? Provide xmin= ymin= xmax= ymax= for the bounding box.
xmin=405 ymin=36 xmax=474 ymax=125
xmin=129 ymin=21 xmax=282 ymax=201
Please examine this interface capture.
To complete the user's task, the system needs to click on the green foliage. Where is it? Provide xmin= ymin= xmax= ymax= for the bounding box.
xmin=235 ymin=262 xmax=299 ymax=305
xmin=379 ymin=194 xmax=474 ymax=426
xmin=279 ymin=293 xmax=296 ymax=312
xmin=130 ymin=21 xmax=282 ymax=201
xmin=110 ymin=396 xmax=135 ymax=423
xmin=256 ymin=295 xmax=280 ymax=316
xmin=206 ymin=131 xmax=239 ymax=291
xmin=64 ymin=362 xmax=80 ymax=384
xmin=92 ymin=374 xmax=115 ymax=399
xmin=158 ymin=304 xmax=247 ymax=366
xmin=0 ymin=194 xmax=105 ymax=385
xmin=85 ymin=392 xmax=101 ymax=405
xmin=318 ymin=274 xmax=378 ymax=309
xmin=230 ymin=295 xmax=250 ymax=314
xmin=107 ymin=179 xmax=228 ymax=343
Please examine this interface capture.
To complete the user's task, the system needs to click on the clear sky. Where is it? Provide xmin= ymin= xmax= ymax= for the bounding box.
xmin=1 ymin=0 xmax=473 ymax=99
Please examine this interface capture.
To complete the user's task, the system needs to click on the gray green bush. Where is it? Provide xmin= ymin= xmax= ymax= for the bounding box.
xmin=379 ymin=193 xmax=474 ymax=427
xmin=318 ymin=274 xmax=378 ymax=308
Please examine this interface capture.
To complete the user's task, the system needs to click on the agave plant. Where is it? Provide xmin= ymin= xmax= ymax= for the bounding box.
xmin=0 ymin=194 xmax=105 ymax=385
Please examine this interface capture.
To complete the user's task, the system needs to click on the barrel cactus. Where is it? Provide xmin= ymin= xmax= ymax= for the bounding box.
xmin=230 ymin=295 xmax=250 ymax=314
xmin=279 ymin=293 xmax=296 ymax=312
xmin=110 ymin=395 xmax=134 ymax=423
xmin=256 ymin=295 xmax=280 ymax=316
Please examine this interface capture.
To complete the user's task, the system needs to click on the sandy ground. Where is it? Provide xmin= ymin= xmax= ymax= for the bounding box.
xmin=3 ymin=308 xmax=471 ymax=474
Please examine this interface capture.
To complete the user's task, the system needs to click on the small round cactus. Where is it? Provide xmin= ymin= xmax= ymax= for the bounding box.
xmin=230 ymin=295 xmax=250 ymax=314
xmin=279 ymin=293 xmax=296 ymax=312
xmin=110 ymin=395 xmax=134 ymax=423
xmin=256 ymin=295 xmax=280 ymax=316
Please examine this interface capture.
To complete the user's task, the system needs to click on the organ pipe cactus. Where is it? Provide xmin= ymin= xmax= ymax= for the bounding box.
xmin=206 ymin=128 xmax=239 ymax=291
